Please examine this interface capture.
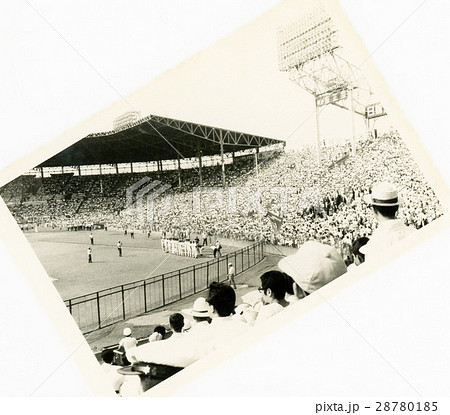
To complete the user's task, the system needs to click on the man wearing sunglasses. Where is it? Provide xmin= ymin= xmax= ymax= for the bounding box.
xmin=255 ymin=271 xmax=290 ymax=325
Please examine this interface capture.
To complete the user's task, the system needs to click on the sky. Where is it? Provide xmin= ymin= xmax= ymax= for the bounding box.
xmin=0 ymin=0 xmax=394 ymax=177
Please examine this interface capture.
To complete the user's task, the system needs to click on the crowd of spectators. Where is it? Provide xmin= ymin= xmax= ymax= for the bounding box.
xmin=1 ymin=132 xmax=443 ymax=265
xmin=146 ymin=132 xmax=442 ymax=263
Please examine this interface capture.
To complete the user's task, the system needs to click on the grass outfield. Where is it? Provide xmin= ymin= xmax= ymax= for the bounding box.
xmin=25 ymin=229 xmax=244 ymax=300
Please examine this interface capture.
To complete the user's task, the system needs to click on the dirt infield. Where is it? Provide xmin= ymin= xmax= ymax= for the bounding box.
xmin=25 ymin=229 xmax=248 ymax=300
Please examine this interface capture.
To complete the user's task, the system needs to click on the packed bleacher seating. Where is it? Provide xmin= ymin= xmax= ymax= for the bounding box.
xmin=1 ymin=132 xmax=443 ymax=263
xmin=146 ymin=132 xmax=442 ymax=262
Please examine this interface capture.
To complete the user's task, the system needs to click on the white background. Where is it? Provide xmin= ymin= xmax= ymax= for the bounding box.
xmin=0 ymin=0 xmax=450 ymax=411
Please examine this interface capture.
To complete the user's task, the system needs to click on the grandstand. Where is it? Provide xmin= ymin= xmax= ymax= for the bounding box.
xmin=1 ymin=124 xmax=442 ymax=289
xmin=1 ymin=116 xmax=282 ymax=297
xmin=5 ymin=131 xmax=438 ymax=241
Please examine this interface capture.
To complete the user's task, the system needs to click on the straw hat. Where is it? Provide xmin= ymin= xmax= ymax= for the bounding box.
xmin=364 ymin=182 xmax=401 ymax=207
xmin=184 ymin=297 xmax=210 ymax=318
xmin=278 ymin=241 xmax=347 ymax=294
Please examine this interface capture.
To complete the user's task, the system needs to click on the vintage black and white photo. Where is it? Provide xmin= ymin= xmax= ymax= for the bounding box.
xmin=1 ymin=0 xmax=449 ymax=399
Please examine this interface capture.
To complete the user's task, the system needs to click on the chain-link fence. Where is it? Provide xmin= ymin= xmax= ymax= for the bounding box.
xmin=65 ymin=241 xmax=265 ymax=334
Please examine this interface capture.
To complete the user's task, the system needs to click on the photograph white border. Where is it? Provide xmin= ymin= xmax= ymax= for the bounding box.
xmin=0 ymin=0 xmax=449 ymax=403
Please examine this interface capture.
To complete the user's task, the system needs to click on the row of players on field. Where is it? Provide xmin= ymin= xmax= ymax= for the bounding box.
xmin=86 ymin=235 xmax=222 ymax=262
xmin=160 ymin=237 xmax=222 ymax=258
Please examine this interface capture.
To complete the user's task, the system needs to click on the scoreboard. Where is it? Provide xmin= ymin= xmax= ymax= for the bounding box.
xmin=365 ymin=102 xmax=387 ymax=119
xmin=316 ymin=88 xmax=348 ymax=106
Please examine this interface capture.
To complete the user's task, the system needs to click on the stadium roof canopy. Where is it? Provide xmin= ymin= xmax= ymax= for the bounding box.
xmin=38 ymin=115 xmax=284 ymax=168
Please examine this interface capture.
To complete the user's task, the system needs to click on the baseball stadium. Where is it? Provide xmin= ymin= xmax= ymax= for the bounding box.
xmin=0 ymin=6 xmax=444 ymax=395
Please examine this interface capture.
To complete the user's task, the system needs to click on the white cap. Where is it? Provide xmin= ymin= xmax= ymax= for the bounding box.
xmin=278 ymin=241 xmax=347 ymax=294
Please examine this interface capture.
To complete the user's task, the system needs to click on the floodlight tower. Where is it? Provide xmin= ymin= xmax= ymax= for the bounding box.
xmin=277 ymin=8 xmax=373 ymax=164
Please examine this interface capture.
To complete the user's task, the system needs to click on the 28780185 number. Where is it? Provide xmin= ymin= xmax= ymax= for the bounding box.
xmin=375 ymin=402 xmax=438 ymax=412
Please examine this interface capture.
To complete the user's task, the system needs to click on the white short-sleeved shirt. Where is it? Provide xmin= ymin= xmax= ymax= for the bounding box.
xmin=361 ymin=219 xmax=416 ymax=262
xmin=101 ymin=363 xmax=125 ymax=392
xmin=127 ymin=316 xmax=248 ymax=367
xmin=119 ymin=336 xmax=138 ymax=351
xmin=255 ymin=303 xmax=284 ymax=325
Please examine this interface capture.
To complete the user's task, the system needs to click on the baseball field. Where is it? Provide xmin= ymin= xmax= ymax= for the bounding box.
xmin=25 ymin=229 xmax=241 ymax=300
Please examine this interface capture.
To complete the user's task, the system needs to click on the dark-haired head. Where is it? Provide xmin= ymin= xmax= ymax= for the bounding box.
xmin=206 ymin=282 xmax=236 ymax=317
xmin=153 ymin=325 xmax=166 ymax=337
xmin=169 ymin=313 xmax=184 ymax=333
xmin=101 ymin=349 xmax=115 ymax=364
xmin=372 ymin=204 xmax=398 ymax=220
xmin=259 ymin=270 xmax=289 ymax=301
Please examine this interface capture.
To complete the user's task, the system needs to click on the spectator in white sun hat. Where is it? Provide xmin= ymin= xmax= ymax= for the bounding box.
xmin=361 ymin=182 xmax=416 ymax=262
xmin=118 ymin=327 xmax=138 ymax=351
xmin=117 ymin=327 xmax=138 ymax=366
xmin=278 ymin=241 xmax=347 ymax=299
xmin=187 ymin=297 xmax=211 ymax=332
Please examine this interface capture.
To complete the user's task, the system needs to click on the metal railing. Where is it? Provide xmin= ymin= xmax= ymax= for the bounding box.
xmin=65 ymin=241 xmax=265 ymax=334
